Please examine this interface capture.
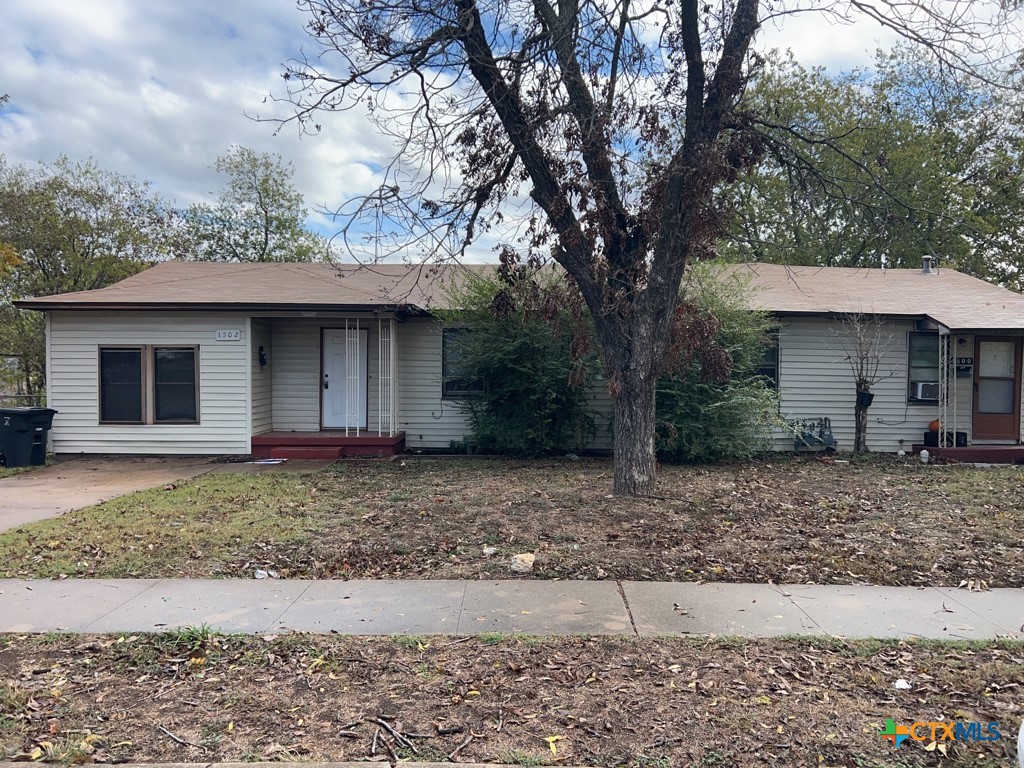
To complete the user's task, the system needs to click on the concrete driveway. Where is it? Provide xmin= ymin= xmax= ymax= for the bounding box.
xmin=0 ymin=456 xmax=215 ymax=532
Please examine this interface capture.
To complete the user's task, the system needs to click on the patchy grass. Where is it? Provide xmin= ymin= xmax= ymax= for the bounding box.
xmin=0 ymin=473 xmax=321 ymax=578
xmin=1 ymin=457 xmax=1023 ymax=586
xmin=0 ymin=632 xmax=1020 ymax=766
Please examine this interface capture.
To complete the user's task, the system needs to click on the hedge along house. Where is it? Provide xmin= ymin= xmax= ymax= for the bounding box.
xmin=14 ymin=261 xmax=502 ymax=459
xmin=16 ymin=258 xmax=1024 ymax=460
xmin=739 ymin=259 xmax=1024 ymax=459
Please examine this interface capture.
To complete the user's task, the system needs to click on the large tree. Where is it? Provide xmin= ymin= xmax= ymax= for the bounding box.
xmin=721 ymin=48 xmax=1024 ymax=283
xmin=279 ymin=0 xmax=1018 ymax=494
xmin=182 ymin=146 xmax=330 ymax=263
xmin=0 ymin=156 xmax=177 ymax=396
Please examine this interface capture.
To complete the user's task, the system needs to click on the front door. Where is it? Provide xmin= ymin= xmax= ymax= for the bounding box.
xmin=321 ymin=328 xmax=368 ymax=429
xmin=972 ymin=337 xmax=1022 ymax=441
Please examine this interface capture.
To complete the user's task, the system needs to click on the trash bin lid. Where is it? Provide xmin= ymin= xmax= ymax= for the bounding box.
xmin=0 ymin=407 xmax=57 ymax=415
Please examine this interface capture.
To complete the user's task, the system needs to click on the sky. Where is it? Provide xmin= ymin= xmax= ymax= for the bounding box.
xmin=0 ymin=1 xmax=905 ymax=258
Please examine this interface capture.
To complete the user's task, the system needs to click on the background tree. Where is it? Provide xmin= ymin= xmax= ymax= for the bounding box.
xmin=721 ymin=48 xmax=1024 ymax=282
xmin=0 ymin=156 xmax=176 ymax=397
xmin=279 ymin=0 xmax=1018 ymax=494
xmin=182 ymin=146 xmax=330 ymax=263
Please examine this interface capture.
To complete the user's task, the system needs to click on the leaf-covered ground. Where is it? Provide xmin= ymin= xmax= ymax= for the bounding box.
xmin=1 ymin=457 xmax=1022 ymax=586
xmin=1 ymin=632 xmax=1020 ymax=767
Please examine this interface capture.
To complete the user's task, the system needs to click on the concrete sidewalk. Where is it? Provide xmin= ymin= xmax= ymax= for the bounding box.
xmin=1 ymin=578 xmax=1020 ymax=640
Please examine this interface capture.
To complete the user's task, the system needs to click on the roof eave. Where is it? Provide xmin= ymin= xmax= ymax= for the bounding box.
xmin=13 ymin=300 xmax=433 ymax=315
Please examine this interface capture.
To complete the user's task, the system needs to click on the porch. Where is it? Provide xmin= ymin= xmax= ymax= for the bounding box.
xmin=249 ymin=314 xmax=405 ymax=457
xmin=909 ymin=444 xmax=1024 ymax=463
xmin=913 ymin=330 xmax=1024 ymax=457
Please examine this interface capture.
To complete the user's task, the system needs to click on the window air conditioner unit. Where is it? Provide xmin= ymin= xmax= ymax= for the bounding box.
xmin=915 ymin=381 xmax=940 ymax=400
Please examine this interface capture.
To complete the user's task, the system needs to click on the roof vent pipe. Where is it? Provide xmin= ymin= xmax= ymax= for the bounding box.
xmin=922 ymin=255 xmax=934 ymax=274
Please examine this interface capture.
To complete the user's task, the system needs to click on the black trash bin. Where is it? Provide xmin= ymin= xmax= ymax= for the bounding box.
xmin=0 ymin=407 xmax=57 ymax=468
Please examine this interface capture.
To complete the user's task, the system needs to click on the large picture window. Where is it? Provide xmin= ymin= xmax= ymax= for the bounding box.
xmin=99 ymin=346 xmax=199 ymax=424
xmin=908 ymin=332 xmax=939 ymax=403
xmin=442 ymin=328 xmax=485 ymax=398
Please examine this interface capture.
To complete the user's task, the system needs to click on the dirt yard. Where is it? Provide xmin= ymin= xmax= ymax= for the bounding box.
xmin=1 ymin=632 xmax=1020 ymax=767
xmin=1 ymin=456 xmax=1022 ymax=587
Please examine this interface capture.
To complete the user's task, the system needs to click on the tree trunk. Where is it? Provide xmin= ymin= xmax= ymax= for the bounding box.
xmin=613 ymin=372 xmax=658 ymax=496
xmin=854 ymin=403 xmax=868 ymax=453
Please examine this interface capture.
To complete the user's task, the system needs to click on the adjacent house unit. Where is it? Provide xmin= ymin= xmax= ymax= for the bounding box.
xmin=16 ymin=258 xmax=1024 ymax=460
xmin=735 ymin=260 xmax=1024 ymax=459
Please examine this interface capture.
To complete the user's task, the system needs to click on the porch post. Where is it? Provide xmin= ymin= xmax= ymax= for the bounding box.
xmin=376 ymin=316 xmax=397 ymax=437
xmin=390 ymin=317 xmax=398 ymax=437
xmin=938 ymin=331 xmax=952 ymax=448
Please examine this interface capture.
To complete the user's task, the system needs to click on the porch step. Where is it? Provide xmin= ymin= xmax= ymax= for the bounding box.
xmin=253 ymin=431 xmax=406 ymax=459
xmin=269 ymin=446 xmax=344 ymax=461
xmin=912 ymin=444 xmax=1024 ymax=463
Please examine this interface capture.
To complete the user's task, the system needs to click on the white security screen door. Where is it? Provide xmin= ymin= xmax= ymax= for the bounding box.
xmin=322 ymin=328 xmax=368 ymax=429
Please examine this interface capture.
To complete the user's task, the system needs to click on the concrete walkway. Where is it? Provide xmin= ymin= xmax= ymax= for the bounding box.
xmin=0 ymin=578 xmax=1020 ymax=640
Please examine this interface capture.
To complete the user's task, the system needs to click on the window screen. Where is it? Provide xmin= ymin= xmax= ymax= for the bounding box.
xmin=154 ymin=347 xmax=198 ymax=422
xmin=442 ymin=328 xmax=485 ymax=398
xmin=100 ymin=348 xmax=143 ymax=423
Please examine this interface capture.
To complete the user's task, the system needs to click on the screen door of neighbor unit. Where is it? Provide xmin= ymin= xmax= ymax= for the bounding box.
xmin=972 ymin=337 xmax=1021 ymax=441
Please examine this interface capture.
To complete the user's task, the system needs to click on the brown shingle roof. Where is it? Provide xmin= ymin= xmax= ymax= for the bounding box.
xmin=725 ymin=263 xmax=1024 ymax=332
xmin=15 ymin=261 xmax=484 ymax=313
xmin=16 ymin=260 xmax=1024 ymax=332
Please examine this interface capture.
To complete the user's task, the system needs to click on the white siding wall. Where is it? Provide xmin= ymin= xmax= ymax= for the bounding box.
xmin=47 ymin=311 xmax=250 ymax=455
xmin=398 ymin=318 xmax=472 ymax=449
xmin=771 ymin=317 xmax=974 ymax=452
xmin=251 ymin=319 xmax=273 ymax=435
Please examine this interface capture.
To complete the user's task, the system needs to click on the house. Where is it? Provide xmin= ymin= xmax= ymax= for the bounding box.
xmin=737 ymin=259 xmax=1024 ymax=459
xmin=15 ymin=258 xmax=1024 ymax=460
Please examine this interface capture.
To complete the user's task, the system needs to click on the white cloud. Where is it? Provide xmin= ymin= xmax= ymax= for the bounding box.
xmin=0 ymin=0 xmax=387 ymax=230
xmin=1 ymin=0 xmax=1011 ymax=260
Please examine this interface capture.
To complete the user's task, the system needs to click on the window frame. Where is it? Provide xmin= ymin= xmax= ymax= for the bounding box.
xmin=98 ymin=346 xmax=146 ymax=424
xmin=907 ymin=331 xmax=940 ymax=404
xmin=98 ymin=344 xmax=200 ymax=425
xmin=441 ymin=328 xmax=486 ymax=399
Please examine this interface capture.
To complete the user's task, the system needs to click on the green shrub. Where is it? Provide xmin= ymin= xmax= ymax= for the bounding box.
xmin=655 ymin=263 xmax=780 ymax=463
xmin=442 ymin=263 xmax=778 ymax=462
xmin=439 ymin=271 xmax=597 ymax=457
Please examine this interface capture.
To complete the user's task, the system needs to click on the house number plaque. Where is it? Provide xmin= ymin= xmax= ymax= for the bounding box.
xmin=215 ymin=329 xmax=241 ymax=341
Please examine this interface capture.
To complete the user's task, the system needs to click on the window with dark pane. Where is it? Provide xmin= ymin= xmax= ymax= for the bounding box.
xmin=154 ymin=347 xmax=198 ymax=422
xmin=756 ymin=333 xmax=779 ymax=389
xmin=100 ymin=348 xmax=143 ymax=423
xmin=908 ymin=332 xmax=940 ymax=402
xmin=442 ymin=328 xmax=485 ymax=398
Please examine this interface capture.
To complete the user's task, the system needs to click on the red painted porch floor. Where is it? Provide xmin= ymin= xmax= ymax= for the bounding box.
xmin=911 ymin=444 xmax=1024 ymax=463
xmin=251 ymin=431 xmax=406 ymax=460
